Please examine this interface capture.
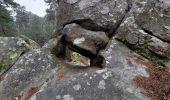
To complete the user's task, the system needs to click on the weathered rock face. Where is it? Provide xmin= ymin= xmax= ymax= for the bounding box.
xmin=55 ymin=0 xmax=128 ymax=37
xmin=135 ymin=0 xmax=170 ymax=42
xmin=0 ymin=48 xmax=58 ymax=100
xmin=0 ymin=37 xmax=40 ymax=75
xmin=29 ymin=39 xmax=151 ymax=100
xmin=115 ymin=0 xmax=170 ymax=67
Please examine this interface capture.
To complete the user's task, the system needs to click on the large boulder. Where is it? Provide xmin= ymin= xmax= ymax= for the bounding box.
xmin=0 ymin=48 xmax=58 ymax=100
xmin=55 ymin=0 xmax=128 ymax=37
xmin=0 ymin=37 xmax=40 ymax=75
xmin=115 ymin=0 xmax=170 ymax=67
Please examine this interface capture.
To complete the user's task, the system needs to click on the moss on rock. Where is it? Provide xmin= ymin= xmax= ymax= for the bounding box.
xmin=0 ymin=62 xmax=5 ymax=71
xmin=117 ymin=39 xmax=169 ymax=67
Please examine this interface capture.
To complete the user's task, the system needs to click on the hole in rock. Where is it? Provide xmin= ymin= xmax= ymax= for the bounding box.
xmin=53 ymin=36 xmax=105 ymax=68
xmin=65 ymin=49 xmax=90 ymax=67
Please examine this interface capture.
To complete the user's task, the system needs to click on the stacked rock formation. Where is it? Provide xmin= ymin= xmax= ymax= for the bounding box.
xmin=0 ymin=0 xmax=170 ymax=100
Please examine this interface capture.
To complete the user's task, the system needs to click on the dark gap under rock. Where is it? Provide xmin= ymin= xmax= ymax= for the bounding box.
xmin=52 ymin=36 xmax=66 ymax=59
xmin=126 ymin=0 xmax=132 ymax=12
xmin=63 ymin=19 xmax=110 ymax=36
xmin=68 ymin=43 xmax=105 ymax=68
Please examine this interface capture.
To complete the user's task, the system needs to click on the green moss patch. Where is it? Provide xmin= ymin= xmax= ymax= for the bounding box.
xmin=0 ymin=62 xmax=5 ymax=71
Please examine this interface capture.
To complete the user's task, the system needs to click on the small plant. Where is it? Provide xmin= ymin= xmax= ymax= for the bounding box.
xmin=71 ymin=52 xmax=81 ymax=63
xmin=0 ymin=62 xmax=5 ymax=71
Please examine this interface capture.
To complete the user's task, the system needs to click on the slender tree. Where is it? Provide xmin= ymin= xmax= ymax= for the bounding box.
xmin=44 ymin=0 xmax=55 ymax=22
xmin=15 ymin=6 xmax=29 ymax=33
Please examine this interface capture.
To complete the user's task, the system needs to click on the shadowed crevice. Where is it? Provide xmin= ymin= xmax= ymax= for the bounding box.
xmin=63 ymin=19 xmax=111 ymax=37
xmin=142 ymin=28 xmax=170 ymax=43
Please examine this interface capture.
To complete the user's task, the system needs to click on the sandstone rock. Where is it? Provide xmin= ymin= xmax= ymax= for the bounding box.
xmin=0 ymin=48 xmax=58 ymax=100
xmin=0 ymin=37 xmax=39 ymax=75
xmin=29 ymin=39 xmax=151 ymax=100
xmin=63 ymin=23 xmax=109 ymax=55
xmin=55 ymin=0 xmax=128 ymax=37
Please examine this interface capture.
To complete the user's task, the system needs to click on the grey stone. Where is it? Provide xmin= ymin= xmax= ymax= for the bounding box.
xmin=63 ymin=23 xmax=109 ymax=55
xmin=116 ymin=14 xmax=170 ymax=58
xmin=29 ymin=39 xmax=150 ymax=100
xmin=0 ymin=48 xmax=58 ymax=100
xmin=135 ymin=0 xmax=170 ymax=42
xmin=0 ymin=37 xmax=39 ymax=75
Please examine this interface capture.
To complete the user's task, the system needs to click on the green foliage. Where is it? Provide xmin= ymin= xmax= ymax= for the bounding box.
xmin=15 ymin=7 xmax=54 ymax=46
xmin=134 ymin=46 xmax=169 ymax=67
xmin=15 ymin=6 xmax=29 ymax=32
xmin=0 ymin=1 xmax=54 ymax=46
xmin=0 ymin=0 xmax=18 ymax=36
xmin=44 ymin=0 xmax=55 ymax=22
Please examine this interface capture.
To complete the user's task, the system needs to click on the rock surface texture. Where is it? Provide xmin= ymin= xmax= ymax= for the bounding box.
xmin=0 ymin=0 xmax=170 ymax=100
xmin=63 ymin=23 xmax=109 ymax=55
xmin=55 ymin=0 xmax=128 ymax=37
xmin=0 ymin=37 xmax=40 ymax=75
